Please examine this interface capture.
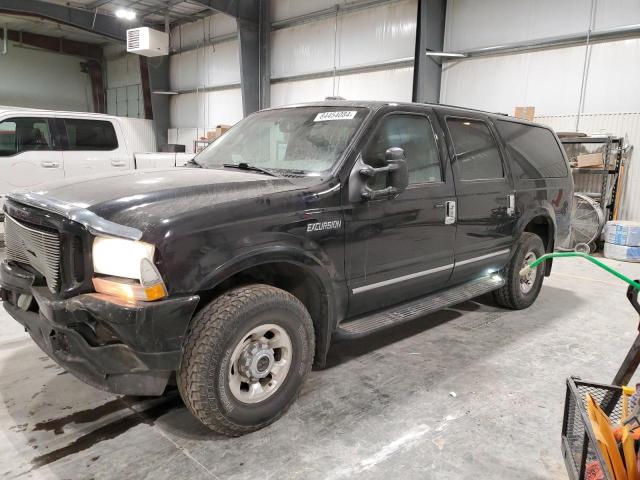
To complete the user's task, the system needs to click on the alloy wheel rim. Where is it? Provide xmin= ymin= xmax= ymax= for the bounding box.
xmin=519 ymin=251 xmax=538 ymax=294
xmin=228 ymin=323 xmax=292 ymax=404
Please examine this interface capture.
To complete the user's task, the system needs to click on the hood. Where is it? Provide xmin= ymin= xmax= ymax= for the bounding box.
xmin=8 ymin=168 xmax=304 ymax=237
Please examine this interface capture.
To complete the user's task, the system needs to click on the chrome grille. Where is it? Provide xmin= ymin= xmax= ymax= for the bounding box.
xmin=4 ymin=214 xmax=61 ymax=291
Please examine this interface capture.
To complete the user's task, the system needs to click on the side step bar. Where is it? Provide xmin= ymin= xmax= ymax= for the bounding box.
xmin=335 ymin=274 xmax=505 ymax=339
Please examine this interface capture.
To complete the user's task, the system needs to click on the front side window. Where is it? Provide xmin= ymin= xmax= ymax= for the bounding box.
xmin=446 ymin=118 xmax=504 ymax=181
xmin=195 ymin=107 xmax=369 ymax=174
xmin=0 ymin=117 xmax=52 ymax=156
xmin=363 ymin=114 xmax=442 ymax=187
xmin=63 ymin=119 xmax=118 ymax=151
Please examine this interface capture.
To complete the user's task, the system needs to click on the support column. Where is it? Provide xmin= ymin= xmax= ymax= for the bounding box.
xmin=238 ymin=0 xmax=270 ymax=115
xmin=145 ymin=57 xmax=171 ymax=148
xmin=412 ymin=0 xmax=446 ymax=104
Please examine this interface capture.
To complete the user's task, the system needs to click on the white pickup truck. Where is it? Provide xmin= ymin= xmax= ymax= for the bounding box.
xmin=0 ymin=106 xmax=194 ymax=215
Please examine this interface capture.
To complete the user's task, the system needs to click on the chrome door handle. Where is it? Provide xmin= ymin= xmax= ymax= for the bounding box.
xmin=40 ymin=161 xmax=59 ymax=168
xmin=507 ymin=194 xmax=516 ymax=216
xmin=111 ymin=160 xmax=127 ymax=167
xmin=444 ymin=200 xmax=456 ymax=225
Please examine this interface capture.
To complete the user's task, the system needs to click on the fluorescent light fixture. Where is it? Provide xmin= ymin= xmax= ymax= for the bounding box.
xmin=115 ymin=8 xmax=136 ymax=21
xmin=152 ymin=90 xmax=179 ymax=95
xmin=425 ymin=51 xmax=467 ymax=58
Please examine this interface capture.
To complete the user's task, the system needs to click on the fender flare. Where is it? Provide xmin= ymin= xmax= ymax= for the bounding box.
xmin=195 ymin=246 xmax=344 ymax=368
xmin=515 ymin=206 xmax=557 ymax=275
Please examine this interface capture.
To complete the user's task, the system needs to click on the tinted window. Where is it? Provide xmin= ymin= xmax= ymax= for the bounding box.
xmin=495 ymin=120 xmax=568 ymax=179
xmin=0 ymin=117 xmax=52 ymax=156
xmin=64 ymin=119 xmax=118 ymax=151
xmin=364 ymin=114 xmax=442 ymax=186
xmin=446 ymin=118 xmax=504 ymax=180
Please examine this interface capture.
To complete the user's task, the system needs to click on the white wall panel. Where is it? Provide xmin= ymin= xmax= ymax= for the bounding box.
xmin=444 ymin=0 xmax=591 ymax=51
xmin=0 ymin=45 xmax=92 ymax=111
xmin=583 ymin=39 xmax=640 ymax=114
xmin=169 ymin=88 xmax=243 ymax=150
xmin=444 ymin=0 xmax=640 ymax=51
xmin=170 ymin=14 xmax=237 ymax=51
xmin=271 ymin=18 xmax=336 ymax=78
xmin=271 ymin=0 xmax=416 ymax=79
xmin=440 ymin=46 xmax=586 ymax=115
xmin=272 ymin=0 xmax=346 ymax=22
xmin=271 ymin=67 xmax=414 ymax=107
xmin=536 ymin=113 xmax=640 ymax=221
xmin=170 ymin=40 xmax=241 ymax=91
xmin=440 ymin=38 xmax=640 ymax=117
xmin=337 ymin=0 xmax=416 ymax=68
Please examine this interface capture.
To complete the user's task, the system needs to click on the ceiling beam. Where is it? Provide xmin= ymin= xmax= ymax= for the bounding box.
xmin=189 ymin=0 xmax=258 ymax=23
xmin=0 ymin=0 xmax=129 ymax=42
xmin=0 ymin=28 xmax=103 ymax=60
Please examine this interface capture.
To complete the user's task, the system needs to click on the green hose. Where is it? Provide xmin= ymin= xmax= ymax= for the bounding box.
xmin=520 ymin=252 xmax=640 ymax=290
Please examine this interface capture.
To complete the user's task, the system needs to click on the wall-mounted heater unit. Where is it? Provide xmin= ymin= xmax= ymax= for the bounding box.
xmin=126 ymin=27 xmax=168 ymax=57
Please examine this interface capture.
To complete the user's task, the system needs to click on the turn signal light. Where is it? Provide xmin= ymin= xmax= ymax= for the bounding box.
xmin=92 ymin=276 xmax=167 ymax=302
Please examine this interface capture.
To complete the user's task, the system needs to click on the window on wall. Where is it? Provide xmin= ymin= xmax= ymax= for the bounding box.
xmin=495 ymin=120 xmax=568 ymax=179
xmin=63 ymin=119 xmax=118 ymax=151
xmin=446 ymin=118 xmax=504 ymax=181
xmin=363 ymin=114 xmax=442 ymax=188
xmin=0 ymin=117 xmax=53 ymax=156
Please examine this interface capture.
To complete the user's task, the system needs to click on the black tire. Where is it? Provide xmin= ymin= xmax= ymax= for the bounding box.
xmin=493 ymin=232 xmax=546 ymax=310
xmin=177 ymin=284 xmax=315 ymax=436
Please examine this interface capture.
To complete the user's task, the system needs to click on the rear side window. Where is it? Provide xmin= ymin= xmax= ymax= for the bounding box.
xmin=63 ymin=119 xmax=118 ymax=151
xmin=495 ymin=120 xmax=568 ymax=179
xmin=0 ymin=117 xmax=53 ymax=156
xmin=446 ymin=118 xmax=504 ymax=181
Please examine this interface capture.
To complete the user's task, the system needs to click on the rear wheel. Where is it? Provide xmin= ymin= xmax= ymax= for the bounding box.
xmin=177 ymin=284 xmax=315 ymax=436
xmin=493 ymin=232 xmax=546 ymax=309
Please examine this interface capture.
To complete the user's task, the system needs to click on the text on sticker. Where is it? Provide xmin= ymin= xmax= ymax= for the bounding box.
xmin=314 ymin=111 xmax=357 ymax=122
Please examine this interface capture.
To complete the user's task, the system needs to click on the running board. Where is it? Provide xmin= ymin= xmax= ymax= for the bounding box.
xmin=335 ymin=275 xmax=505 ymax=339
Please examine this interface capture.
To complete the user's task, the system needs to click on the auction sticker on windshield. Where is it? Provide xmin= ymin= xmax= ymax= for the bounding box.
xmin=314 ymin=111 xmax=357 ymax=122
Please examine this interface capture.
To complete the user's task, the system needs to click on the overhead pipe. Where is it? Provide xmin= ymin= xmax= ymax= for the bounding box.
xmin=445 ymin=23 xmax=640 ymax=60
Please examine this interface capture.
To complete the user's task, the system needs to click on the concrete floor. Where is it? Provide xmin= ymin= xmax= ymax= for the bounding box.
xmin=1 ymin=257 xmax=639 ymax=480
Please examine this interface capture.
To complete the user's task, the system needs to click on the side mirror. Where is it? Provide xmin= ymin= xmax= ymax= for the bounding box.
xmin=351 ymin=147 xmax=408 ymax=201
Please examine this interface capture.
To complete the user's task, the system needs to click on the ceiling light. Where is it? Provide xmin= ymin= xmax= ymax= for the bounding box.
xmin=425 ymin=51 xmax=467 ymax=58
xmin=115 ymin=9 xmax=136 ymax=21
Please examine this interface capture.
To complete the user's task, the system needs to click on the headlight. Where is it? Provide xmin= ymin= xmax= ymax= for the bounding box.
xmin=92 ymin=237 xmax=167 ymax=301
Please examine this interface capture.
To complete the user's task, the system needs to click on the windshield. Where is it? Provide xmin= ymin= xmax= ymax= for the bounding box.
xmin=194 ymin=106 xmax=369 ymax=174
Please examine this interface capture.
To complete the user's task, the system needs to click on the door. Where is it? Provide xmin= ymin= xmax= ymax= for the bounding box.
xmin=0 ymin=116 xmax=63 ymax=198
xmin=441 ymin=114 xmax=516 ymax=284
xmin=345 ymin=110 xmax=457 ymax=316
xmin=58 ymin=117 xmax=130 ymax=178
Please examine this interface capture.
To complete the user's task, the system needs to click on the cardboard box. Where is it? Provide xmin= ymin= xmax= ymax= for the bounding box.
xmin=576 ymin=152 xmax=604 ymax=168
xmin=206 ymin=124 xmax=232 ymax=141
xmin=514 ymin=106 xmax=535 ymax=121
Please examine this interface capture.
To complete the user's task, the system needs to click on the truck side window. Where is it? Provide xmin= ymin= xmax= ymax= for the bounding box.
xmin=495 ymin=120 xmax=568 ymax=179
xmin=63 ymin=119 xmax=118 ymax=151
xmin=446 ymin=118 xmax=504 ymax=181
xmin=0 ymin=117 xmax=53 ymax=156
xmin=363 ymin=114 xmax=442 ymax=188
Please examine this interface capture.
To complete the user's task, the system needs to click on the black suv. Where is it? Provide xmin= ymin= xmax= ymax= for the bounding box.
xmin=0 ymin=101 xmax=572 ymax=436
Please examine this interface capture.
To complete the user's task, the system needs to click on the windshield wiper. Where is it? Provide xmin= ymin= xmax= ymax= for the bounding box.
xmin=222 ymin=163 xmax=279 ymax=177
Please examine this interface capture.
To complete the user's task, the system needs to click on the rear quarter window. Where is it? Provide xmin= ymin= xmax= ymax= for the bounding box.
xmin=495 ymin=120 xmax=568 ymax=179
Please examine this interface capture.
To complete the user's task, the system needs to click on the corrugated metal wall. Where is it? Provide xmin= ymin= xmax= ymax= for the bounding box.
xmin=167 ymin=0 xmax=417 ymax=153
xmin=105 ymin=45 xmax=145 ymax=118
xmin=536 ymin=113 xmax=640 ymax=221
xmin=270 ymin=0 xmax=416 ymax=105
xmin=440 ymin=0 xmax=640 ymax=219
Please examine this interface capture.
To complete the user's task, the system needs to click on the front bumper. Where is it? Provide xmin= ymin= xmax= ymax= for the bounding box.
xmin=1 ymin=260 xmax=199 ymax=396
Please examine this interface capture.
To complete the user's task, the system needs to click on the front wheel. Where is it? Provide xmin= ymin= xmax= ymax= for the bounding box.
xmin=493 ymin=232 xmax=546 ymax=310
xmin=177 ymin=284 xmax=315 ymax=436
